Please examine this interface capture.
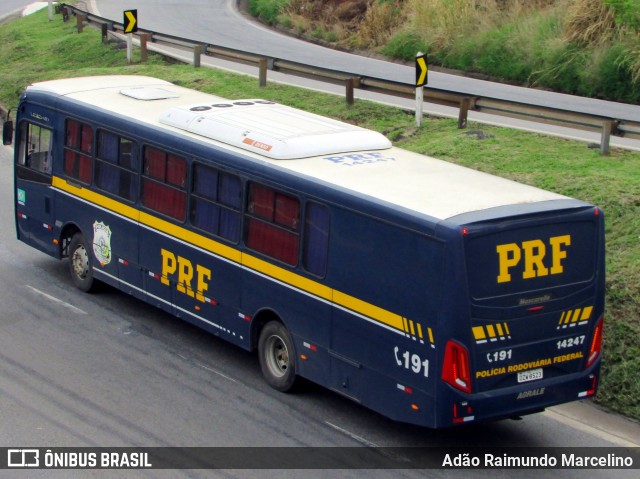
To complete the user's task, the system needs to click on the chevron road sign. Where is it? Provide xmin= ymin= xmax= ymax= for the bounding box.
xmin=415 ymin=52 xmax=428 ymax=87
xmin=124 ymin=9 xmax=138 ymax=34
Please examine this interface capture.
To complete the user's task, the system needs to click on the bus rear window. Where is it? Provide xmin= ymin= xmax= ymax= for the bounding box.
xmin=466 ymin=220 xmax=597 ymax=301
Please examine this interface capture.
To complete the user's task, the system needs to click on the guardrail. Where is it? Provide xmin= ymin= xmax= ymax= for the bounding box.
xmin=59 ymin=4 xmax=640 ymax=155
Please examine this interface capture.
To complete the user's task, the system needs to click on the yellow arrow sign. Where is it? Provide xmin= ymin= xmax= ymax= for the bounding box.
xmin=124 ymin=9 xmax=138 ymax=34
xmin=416 ymin=54 xmax=428 ymax=87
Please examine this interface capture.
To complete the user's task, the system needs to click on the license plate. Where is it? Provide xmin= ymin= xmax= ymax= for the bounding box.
xmin=517 ymin=368 xmax=543 ymax=383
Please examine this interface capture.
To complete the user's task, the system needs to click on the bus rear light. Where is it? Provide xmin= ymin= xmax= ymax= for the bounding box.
xmin=442 ymin=340 xmax=472 ymax=393
xmin=586 ymin=317 xmax=604 ymax=368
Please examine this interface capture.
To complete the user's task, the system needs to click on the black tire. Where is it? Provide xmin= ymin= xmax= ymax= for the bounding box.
xmin=68 ymin=233 xmax=95 ymax=292
xmin=258 ymin=321 xmax=298 ymax=392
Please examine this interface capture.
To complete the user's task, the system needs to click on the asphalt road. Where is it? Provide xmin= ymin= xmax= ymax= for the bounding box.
xmin=81 ymin=0 xmax=640 ymax=151
xmin=86 ymin=0 xmax=640 ymax=121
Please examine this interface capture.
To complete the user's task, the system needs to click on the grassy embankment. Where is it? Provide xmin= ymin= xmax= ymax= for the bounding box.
xmin=0 ymin=8 xmax=639 ymax=420
xmin=249 ymin=0 xmax=640 ymax=104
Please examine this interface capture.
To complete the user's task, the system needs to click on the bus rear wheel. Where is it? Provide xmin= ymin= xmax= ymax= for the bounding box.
xmin=69 ymin=233 xmax=95 ymax=292
xmin=258 ymin=321 xmax=297 ymax=392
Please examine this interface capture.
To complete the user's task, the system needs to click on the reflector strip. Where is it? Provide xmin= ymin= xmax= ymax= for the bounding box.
xmin=303 ymin=342 xmax=318 ymax=352
xmin=557 ymin=306 xmax=593 ymax=329
xmin=486 ymin=324 xmax=497 ymax=340
xmin=571 ymin=309 xmax=582 ymax=323
xmin=472 ymin=326 xmax=487 ymax=343
xmin=473 ymin=324 xmax=511 ymax=344
xmin=396 ymin=384 xmax=413 ymax=394
xmin=581 ymin=306 xmax=593 ymax=321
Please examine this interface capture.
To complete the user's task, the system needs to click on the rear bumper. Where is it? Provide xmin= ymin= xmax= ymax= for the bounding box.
xmin=435 ymin=362 xmax=600 ymax=428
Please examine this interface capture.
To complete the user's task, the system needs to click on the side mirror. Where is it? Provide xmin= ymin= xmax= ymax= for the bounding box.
xmin=3 ymin=120 xmax=13 ymax=146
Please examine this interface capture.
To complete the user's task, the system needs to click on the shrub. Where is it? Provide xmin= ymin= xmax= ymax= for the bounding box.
xmin=248 ymin=0 xmax=290 ymax=26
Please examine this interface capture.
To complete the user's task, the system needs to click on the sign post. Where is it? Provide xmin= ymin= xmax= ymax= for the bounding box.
xmin=123 ymin=9 xmax=138 ymax=64
xmin=415 ymin=52 xmax=428 ymax=127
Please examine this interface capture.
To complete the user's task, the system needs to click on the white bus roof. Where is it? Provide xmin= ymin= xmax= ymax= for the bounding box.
xmin=27 ymin=75 xmax=568 ymax=220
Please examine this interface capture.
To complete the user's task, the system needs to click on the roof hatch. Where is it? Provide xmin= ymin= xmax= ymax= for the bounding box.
xmin=158 ymin=100 xmax=392 ymax=159
xmin=120 ymin=87 xmax=180 ymax=100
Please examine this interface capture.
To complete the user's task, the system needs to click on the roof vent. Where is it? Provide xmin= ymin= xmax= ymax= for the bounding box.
xmin=159 ymin=100 xmax=391 ymax=160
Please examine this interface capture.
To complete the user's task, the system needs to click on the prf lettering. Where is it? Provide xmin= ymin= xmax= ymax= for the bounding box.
xmin=160 ymin=249 xmax=212 ymax=302
xmin=496 ymin=235 xmax=571 ymax=283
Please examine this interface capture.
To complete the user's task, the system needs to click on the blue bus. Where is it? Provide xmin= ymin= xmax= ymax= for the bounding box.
xmin=4 ymin=76 xmax=605 ymax=428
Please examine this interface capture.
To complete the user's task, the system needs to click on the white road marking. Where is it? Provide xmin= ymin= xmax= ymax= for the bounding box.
xmin=177 ymin=353 xmax=238 ymax=383
xmin=324 ymin=421 xmax=379 ymax=448
xmin=26 ymin=285 xmax=87 ymax=315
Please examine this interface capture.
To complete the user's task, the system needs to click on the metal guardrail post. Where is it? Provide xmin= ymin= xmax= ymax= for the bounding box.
xmin=101 ymin=23 xmax=108 ymax=43
xmin=193 ymin=45 xmax=202 ymax=68
xmin=76 ymin=14 xmax=85 ymax=33
xmin=141 ymin=34 xmax=149 ymax=63
xmin=259 ymin=59 xmax=267 ymax=87
xmin=458 ymin=98 xmax=470 ymax=129
xmin=346 ymin=78 xmax=355 ymax=105
xmin=600 ymin=121 xmax=613 ymax=156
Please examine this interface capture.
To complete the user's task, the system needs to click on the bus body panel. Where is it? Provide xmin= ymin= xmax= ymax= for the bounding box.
xmin=11 ymin=76 xmax=605 ymax=428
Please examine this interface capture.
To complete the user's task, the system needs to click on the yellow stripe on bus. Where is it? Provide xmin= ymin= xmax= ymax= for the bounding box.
xmin=333 ymin=290 xmax=405 ymax=331
xmin=53 ymin=176 xmax=406 ymax=335
xmin=241 ymin=253 xmax=332 ymax=301
xmin=53 ymin=177 xmax=140 ymax=222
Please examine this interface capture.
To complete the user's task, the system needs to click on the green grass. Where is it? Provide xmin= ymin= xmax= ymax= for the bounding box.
xmin=2 ymin=8 xmax=640 ymax=421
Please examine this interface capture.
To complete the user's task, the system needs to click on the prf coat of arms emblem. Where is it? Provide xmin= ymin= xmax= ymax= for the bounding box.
xmin=93 ymin=221 xmax=112 ymax=266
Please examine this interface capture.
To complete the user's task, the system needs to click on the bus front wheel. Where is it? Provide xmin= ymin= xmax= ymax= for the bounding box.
xmin=258 ymin=321 xmax=297 ymax=392
xmin=69 ymin=233 xmax=95 ymax=292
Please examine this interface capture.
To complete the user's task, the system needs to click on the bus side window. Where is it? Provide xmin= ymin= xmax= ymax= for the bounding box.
xmin=245 ymin=182 xmax=300 ymax=266
xmin=18 ymin=121 xmax=53 ymax=175
xmin=303 ymin=202 xmax=329 ymax=277
xmin=64 ymin=119 xmax=93 ymax=184
xmin=96 ymin=130 xmax=139 ymax=202
xmin=191 ymin=162 xmax=241 ymax=243
xmin=141 ymin=146 xmax=187 ymax=222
